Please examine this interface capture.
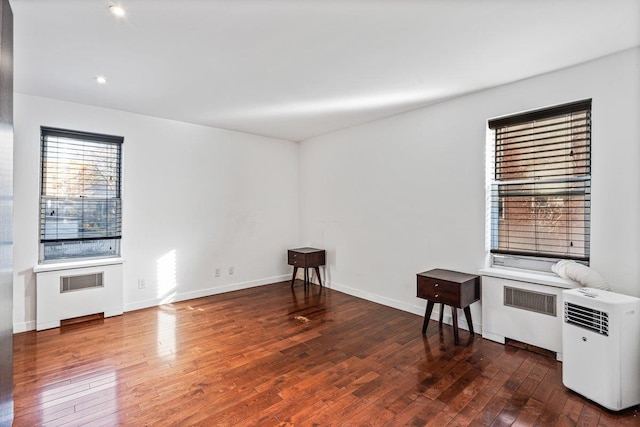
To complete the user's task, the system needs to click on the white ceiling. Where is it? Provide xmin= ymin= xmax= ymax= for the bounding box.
xmin=11 ymin=0 xmax=640 ymax=142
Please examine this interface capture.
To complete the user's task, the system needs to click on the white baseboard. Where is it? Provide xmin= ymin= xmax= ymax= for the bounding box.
xmin=326 ymin=279 xmax=481 ymax=334
xmin=482 ymin=330 xmax=506 ymax=344
xmin=124 ymin=274 xmax=290 ymax=312
xmin=14 ymin=320 xmax=36 ymax=334
xmin=326 ymin=280 xmax=425 ymax=316
xmin=482 ymin=329 xmax=562 ymax=361
xmin=437 ymin=308 xmax=479 ymax=333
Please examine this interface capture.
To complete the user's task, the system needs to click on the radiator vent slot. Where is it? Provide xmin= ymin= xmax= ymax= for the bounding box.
xmin=60 ymin=272 xmax=104 ymax=293
xmin=504 ymin=287 xmax=556 ymax=316
xmin=564 ymin=302 xmax=609 ymax=336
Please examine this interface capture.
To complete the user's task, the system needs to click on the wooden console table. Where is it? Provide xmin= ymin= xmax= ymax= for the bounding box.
xmin=288 ymin=247 xmax=325 ymax=289
xmin=417 ymin=268 xmax=480 ymax=344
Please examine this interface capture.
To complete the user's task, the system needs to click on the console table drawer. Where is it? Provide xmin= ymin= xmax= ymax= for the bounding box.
xmin=288 ymin=250 xmax=325 ymax=267
xmin=417 ymin=276 xmax=459 ymax=304
xmin=288 ymin=251 xmax=302 ymax=266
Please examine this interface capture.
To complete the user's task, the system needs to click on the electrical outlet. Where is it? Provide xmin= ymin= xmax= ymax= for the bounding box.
xmin=215 ymin=267 xmax=221 ymax=278
xmin=228 ymin=266 xmax=234 ymax=275
xmin=137 ymin=278 xmax=146 ymax=289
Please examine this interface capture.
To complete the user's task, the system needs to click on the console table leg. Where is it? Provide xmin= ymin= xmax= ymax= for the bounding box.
xmin=463 ymin=306 xmax=474 ymax=335
xmin=314 ymin=267 xmax=322 ymax=287
xmin=291 ymin=267 xmax=298 ymax=288
xmin=438 ymin=303 xmax=444 ymax=328
xmin=422 ymin=301 xmax=435 ymax=336
xmin=452 ymin=307 xmax=459 ymax=345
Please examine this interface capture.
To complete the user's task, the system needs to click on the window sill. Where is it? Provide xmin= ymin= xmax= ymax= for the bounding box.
xmin=34 ymin=257 xmax=125 ymax=273
xmin=479 ymin=267 xmax=576 ymax=289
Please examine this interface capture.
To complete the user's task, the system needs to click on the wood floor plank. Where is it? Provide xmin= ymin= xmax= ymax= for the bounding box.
xmin=577 ymin=403 xmax=602 ymax=427
xmin=12 ymin=280 xmax=640 ymax=426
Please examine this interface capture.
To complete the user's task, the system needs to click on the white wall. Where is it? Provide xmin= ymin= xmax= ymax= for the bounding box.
xmin=13 ymin=94 xmax=299 ymax=332
xmin=13 ymin=48 xmax=640 ymax=333
xmin=299 ymin=47 xmax=640 ymax=326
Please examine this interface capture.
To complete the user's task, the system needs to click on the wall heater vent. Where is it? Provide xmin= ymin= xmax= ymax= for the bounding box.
xmin=36 ymin=262 xmax=123 ymax=330
xmin=60 ymin=272 xmax=104 ymax=293
xmin=481 ymin=275 xmax=564 ymax=360
xmin=564 ymin=302 xmax=609 ymax=336
xmin=504 ymin=286 xmax=556 ymax=316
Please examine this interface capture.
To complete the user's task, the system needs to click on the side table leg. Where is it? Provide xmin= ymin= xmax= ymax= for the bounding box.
xmin=438 ymin=303 xmax=444 ymax=328
xmin=291 ymin=267 xmax=298 ymax=288
xmin=314 ymin=267 xmax=322 ymax=287
xmin=452 ymin=307 xmax=459 ymax=345
xmin=422 ymin=301 xmax=435 ymax=336
xmin=463 ymin=306 xmax=474 ymax=335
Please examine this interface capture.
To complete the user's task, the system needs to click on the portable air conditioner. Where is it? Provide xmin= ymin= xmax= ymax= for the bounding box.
xmin=562 ymin=288 xmax=640 ymax=411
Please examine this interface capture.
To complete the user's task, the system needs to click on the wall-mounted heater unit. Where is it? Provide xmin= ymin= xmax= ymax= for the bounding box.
xmin=35 ymin=261 xmax=124 ymax=331
xmin=562 ymin=288 xmax=640 ymax=411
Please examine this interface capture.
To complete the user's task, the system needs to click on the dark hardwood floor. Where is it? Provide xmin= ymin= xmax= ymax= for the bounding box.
xmin=12 ymin=281 xmax=640 ymax=426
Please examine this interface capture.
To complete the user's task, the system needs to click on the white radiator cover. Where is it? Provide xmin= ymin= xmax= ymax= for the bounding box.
xmin=480 ymin=269 xmax=574 ymax=361
xmin=35 ymin=260 xmax=124 ymax=330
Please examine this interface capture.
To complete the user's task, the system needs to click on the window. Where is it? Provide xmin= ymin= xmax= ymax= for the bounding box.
xmin=39 ymin=127 xmax=123 ymax=262
xmin=488 ymin=99 xmax=591 ymax=272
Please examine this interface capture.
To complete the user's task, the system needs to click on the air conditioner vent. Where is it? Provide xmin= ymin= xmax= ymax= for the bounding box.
xmin=504 ymin=287 xmax=556 ymax=316
xmin=564 ymin=302 xmax=609 ymax=336
xmin=60 ymin=272 xmax=104 ymax=293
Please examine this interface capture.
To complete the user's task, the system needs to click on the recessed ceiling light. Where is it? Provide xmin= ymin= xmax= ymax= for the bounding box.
xmin=95 ymin=75 xmax=107 ymax=85
xmin=109 ymin=5 xmax=126 ymax=17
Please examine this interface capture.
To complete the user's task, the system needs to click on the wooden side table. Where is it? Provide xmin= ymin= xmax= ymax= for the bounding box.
xmin=417 ymin=268 xmax=481 ymax=344
xmin=288 ymin=247 xmax=326 ymax=289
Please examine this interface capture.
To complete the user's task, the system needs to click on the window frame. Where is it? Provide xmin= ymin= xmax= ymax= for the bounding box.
xmin=487 ymin=99 xmax=592 ymax=272
xmin=38 ymin=127 xmax=124 ymax=263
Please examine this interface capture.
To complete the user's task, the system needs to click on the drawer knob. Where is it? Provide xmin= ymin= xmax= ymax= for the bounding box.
xmin=434 ymin=283 xmax=439 ymax=287
xmin=435 ymin=294 xmax=439 ymax=298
